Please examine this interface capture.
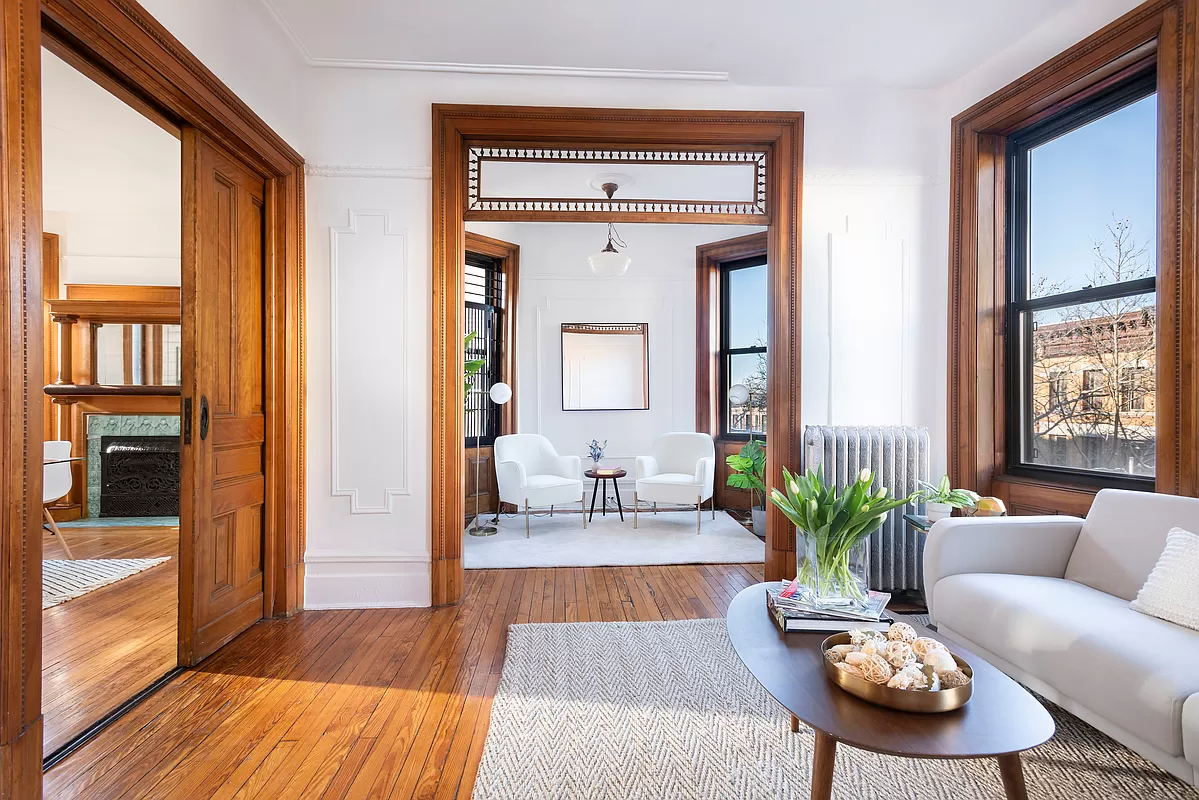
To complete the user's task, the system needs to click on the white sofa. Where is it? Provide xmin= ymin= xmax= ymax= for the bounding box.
xmin=925 ymin=489 xmax=1199 ymax=786
xmin=494 ymin=434 xmax=585 ymax=537
xmin=633 ymin=432 xmax=716 ymax=533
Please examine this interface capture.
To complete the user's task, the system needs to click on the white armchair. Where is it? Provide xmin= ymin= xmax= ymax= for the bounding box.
xmin=494 ymin=434 xmax=586 ymax=537
xmin=633 ymin=432 xmax=716 ymax=533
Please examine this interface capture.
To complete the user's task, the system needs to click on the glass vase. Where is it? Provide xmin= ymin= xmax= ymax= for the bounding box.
xmin=794 ymin=528 xmax=870 ymax=612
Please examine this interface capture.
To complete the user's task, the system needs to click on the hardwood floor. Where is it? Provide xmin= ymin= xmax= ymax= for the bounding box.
xmin=43 ymin=527 xmax=179 ymax=755
xmin=45 ymin=563 xmax=765 ymax=798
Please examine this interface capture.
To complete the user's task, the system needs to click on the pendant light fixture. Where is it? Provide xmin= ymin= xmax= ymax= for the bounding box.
xmin=588 ymin=182 xmax=631 ymax=277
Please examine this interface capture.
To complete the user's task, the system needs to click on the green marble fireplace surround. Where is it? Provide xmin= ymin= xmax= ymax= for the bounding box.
xmin=86 ymin=414 xmax=181 ymax=518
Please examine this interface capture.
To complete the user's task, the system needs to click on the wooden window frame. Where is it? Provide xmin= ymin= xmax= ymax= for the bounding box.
xmin=718 ymin=255 xmax=769 ymax=440
xmin=464 ymin=231 xmax=519 ymax=439
xmin=948 ymin=0 xmax=1199 ymax=515
xmin=695 ymin=232 xmax=769 ymax=439
xmin=433 ymin=109 xmax=802 ymax=605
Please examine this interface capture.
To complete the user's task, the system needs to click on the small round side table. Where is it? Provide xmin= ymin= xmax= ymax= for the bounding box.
xmin=585 ymin=467 xmax=627 ymax=522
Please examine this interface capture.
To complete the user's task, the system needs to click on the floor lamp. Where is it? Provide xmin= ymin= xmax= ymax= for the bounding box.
xmin=468 ymin=377 xmax=511 ymax=537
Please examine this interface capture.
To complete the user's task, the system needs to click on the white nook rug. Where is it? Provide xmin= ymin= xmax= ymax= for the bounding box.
xmin=43 ymin=557 xmax=171 ymax=609
xmin=464 ymin=510 xmax=765 ymax=569
xmin=472 ymin=619 xmax=1196 ymax=799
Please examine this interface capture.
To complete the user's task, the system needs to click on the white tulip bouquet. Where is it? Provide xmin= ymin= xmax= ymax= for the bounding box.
xmin=770 ymin=466 xmax=914 ymax=605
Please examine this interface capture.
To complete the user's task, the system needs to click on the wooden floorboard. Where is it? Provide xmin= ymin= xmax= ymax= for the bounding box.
xmin=44 ymin=563 xmax=765 ymax=799
xmin=42 ymin=527 xmax=179 ymax=755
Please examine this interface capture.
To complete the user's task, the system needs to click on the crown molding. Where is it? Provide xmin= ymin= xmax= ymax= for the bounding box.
xmin=306 ymin=164 xmax=432 ymax=179
xmin=260 ymin=0 xmax=728 ymax=82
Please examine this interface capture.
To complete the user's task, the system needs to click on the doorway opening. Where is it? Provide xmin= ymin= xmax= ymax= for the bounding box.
xmin=40 ymin=45 xmax=182 ymax=757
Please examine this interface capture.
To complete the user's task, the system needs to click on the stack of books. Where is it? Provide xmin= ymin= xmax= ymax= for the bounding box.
xmin=765 ymin=582 xmax=894 ymax=633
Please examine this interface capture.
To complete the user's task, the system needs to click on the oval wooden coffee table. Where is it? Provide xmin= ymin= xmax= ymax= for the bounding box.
xmin=726 ymin=583 xmax=1055 ymax=800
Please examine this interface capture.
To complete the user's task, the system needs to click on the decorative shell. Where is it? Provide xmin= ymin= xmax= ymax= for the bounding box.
xmin=896 ymin=663 xmax=932 ymax=691
xmin=884 ymin=640 xmax=914 ymax=669
xmin=859 ymin=637 xmax=885 ymax=656
xmin=849 ymin=629 xmax=886 ymax=649
xmin=830 ymin=644 xmax=856 ymax=658
xmin=835 ymin=661 xmax=864 ymax=678
xmin=843 ymin=651 xmax=870 ymax=667
xmin=922 ymin=647 xmax=958 ymax=674
xmin=858 ymin=653 xmax=894 ymax=685
xmin=938 ymin=668 xmax=970 ymax=689
xmin=911 ymin=637 xmax=948 ymax=661
xmin=887 ymin=622 xmax=917 ymax=642
xmin=887 ymin=671 xmax=917 ymax=690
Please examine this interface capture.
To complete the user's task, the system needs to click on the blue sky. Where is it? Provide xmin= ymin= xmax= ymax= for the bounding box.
xmin=1029 ymin=92 xmax=1157 ymax=297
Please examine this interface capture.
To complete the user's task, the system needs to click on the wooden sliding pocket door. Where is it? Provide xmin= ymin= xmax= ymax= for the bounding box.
xmin=179 ymin=129 xmax=268 ymax=664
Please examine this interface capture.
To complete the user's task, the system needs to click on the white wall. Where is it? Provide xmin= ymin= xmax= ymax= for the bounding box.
xmin=465 ymin=222 xmax=763 ymax=495
xmin=301 ymin=72 xmax=941 ymax=607
xmin=42 ymin=49 xmax=181 ymax=287
xmin=138 ymin=0 xmax=1149 ymax=609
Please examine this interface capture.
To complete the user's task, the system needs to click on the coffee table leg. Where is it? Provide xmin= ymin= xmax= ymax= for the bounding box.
xmin=811 ymin=731 xmax=836 ymax=800
xmin=997 ymin=753 xmax=1028 ymax=800
xmin=612 ymin=476 xmax=624 ymax=521
xmin=790 ymin=714 xmax=799 ymax=733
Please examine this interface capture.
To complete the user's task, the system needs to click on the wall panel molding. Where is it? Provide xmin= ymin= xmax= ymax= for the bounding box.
xmin=306 ymin=164 xmax=432 ymax=180
xmin=329 ymin=209 xmax=410 ymax=513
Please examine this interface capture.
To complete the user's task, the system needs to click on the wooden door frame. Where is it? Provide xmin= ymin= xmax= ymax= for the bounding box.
xmin=947 ymin=0 xmax=1199 ymax=509
xmin=431 ymin=104 xmax=803 ymax=605
xmin=0 ymin=0 xmax=305 ymax=789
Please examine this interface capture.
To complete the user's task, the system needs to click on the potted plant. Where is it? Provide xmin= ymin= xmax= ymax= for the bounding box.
xmin=464 ymin=332 xmax=485 ymax=405
xmin=725 ymin=440 xmax=766 ymax=537
xmin=770 ymin=467 xmax=913 ymax=610
xmin=916 ymin=475 xmax=979 ymax=523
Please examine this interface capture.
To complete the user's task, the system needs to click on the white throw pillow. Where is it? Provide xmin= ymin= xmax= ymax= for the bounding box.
xmin=1130 ymin=527 xmax=1199 ymax=632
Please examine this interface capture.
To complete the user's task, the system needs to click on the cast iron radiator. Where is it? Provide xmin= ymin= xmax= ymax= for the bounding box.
xmin=803 ymin=425 xmax=930 ymax=593
xmin=100 ymin=435 xmax=181 ymax=517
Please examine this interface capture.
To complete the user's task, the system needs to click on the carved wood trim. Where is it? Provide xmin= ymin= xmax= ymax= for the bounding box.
xmin=1 ymin=0 xmax=306 ymax=786
xmin=948 ymin=0 xmax=1198 ymax=507
xmin=433 ymin=105 xmax=803 ymax=604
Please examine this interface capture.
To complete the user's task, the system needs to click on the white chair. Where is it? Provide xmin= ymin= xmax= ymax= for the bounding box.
xmin=633 ymin=432 xmax=716 ymax=533
xmin=43 ymin=440 xmax=76 ymax=560
xmin=494 ymin=434 xmax=586 ymax=537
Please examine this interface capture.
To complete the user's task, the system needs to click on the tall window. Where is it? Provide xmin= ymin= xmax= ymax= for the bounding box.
xmin=1007 ymin=72 xmax=1157 ymax=482
xmin=465 ymin=251 xmax=505 ymax=445
xmin=720 ymin=255 xmax=767 ymax=437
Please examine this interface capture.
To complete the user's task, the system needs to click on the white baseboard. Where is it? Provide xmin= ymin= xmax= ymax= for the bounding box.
xmin=303 ymin=552 xmax=431 ymax=608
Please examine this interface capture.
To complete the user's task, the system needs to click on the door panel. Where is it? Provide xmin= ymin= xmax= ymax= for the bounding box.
xmin=180 ymin=128 xmax=267 ymax=664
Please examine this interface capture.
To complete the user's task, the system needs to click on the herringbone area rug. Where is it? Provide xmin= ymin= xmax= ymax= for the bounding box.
xmin=473 ymin=619 xmax=1198 ymax=799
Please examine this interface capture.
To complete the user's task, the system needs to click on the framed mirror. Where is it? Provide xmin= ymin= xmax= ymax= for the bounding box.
xmin=561 ymin=323 xmax=649 ymax=411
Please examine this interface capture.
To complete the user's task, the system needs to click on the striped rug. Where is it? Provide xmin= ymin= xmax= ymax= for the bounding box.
xmin=43 ymin=558 xmax=171 ymax=610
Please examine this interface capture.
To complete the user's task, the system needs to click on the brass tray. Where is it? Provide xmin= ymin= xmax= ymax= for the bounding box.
xmin=821 ymin=632 xmax=973 ymax=713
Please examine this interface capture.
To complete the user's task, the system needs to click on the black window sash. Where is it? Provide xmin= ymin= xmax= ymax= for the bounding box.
xmin=1004 ymin=70 xmax=1156 ymax=488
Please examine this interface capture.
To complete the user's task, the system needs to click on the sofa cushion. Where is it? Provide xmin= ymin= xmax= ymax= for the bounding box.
xmin=934 ymin=572 xmax=1199 ymax=756
xmin=1131 ymin=528 xmax=1199 ymax=632
xmin=1064 ymin=489 xmax=1199 ymax=601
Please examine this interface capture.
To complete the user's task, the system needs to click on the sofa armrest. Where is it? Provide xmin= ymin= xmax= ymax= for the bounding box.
xmin=924 ymin=515 xmax=1084 ymax=623
xmin=635 ymin=455 xmax=660 ymax=480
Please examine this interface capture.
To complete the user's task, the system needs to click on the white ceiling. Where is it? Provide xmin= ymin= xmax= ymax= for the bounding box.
xmin=264 ymin=0 xmax=1078 ymax=88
